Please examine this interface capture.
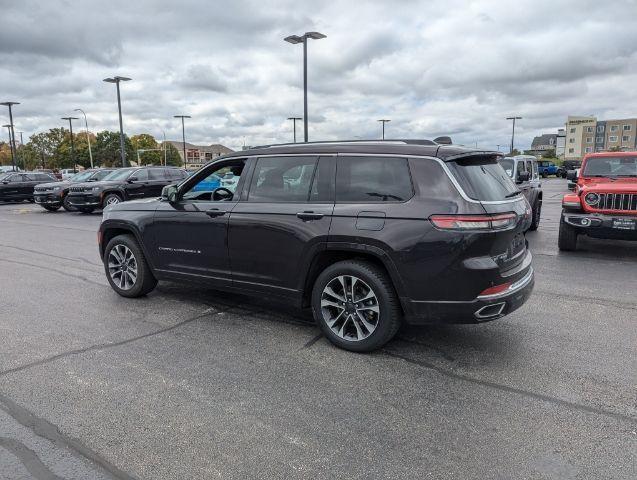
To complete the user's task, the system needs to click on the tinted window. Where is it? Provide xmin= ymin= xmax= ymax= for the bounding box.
xmin=447 ymin=156 xmax=519 ymax=201
xmin=168 ymin=169 xmax=186 ymax=179
xmin=182 ymin=161 xmax=245 ymax=201
xmin=582 ymin=156 xmax=637 ymax=177
xmin=148 ymin=169 xmax=166 ymax=180
xmin=102 ymin=168 xmax=135 ymax=181
xmin=517 ymin=160 xmax=527 ymax=173
xmin=131 ymin=169 xmax=149 ymax=181
xmin=8 ymin=175 xmax=23 ymax=183
xmin=336 ymin=156 xmax=413 ymax=202
xmin=248 ymin=156 xmax=317 ymax=202
xmin=309 ymin=157 xmax=335 ymax=202
xmin=92 ymin=170 xmax=113 ymax=181
xmin=498 ymin=158 xmax=514 ymax=178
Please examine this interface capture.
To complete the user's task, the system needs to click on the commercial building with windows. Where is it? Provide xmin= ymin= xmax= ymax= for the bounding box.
xmin=166 ymin=141 xmax=234 ymax=169
xmin=564 ymin=115 xmax=637 ymax=159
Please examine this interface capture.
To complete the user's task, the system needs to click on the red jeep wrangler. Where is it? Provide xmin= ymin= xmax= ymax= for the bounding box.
xmin=559 ymin=152 xmax=637 ymax=251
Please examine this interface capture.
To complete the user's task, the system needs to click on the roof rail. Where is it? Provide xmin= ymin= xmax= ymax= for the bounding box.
xmin=251 ymin=139 xmax=442 ymax=149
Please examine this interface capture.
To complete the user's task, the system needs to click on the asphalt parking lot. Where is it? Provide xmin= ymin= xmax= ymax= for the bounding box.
xmin=0 ymin=177 xmax=635 ymax=480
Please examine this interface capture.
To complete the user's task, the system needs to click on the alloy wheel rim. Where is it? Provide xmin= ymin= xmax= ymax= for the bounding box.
xmin=108 ymin=244 xmax=138 ymax=290
xmin=106 ymin=196 xmax=120 ymax=205
xmin=320 ymin=275 xmax=380 ymax=342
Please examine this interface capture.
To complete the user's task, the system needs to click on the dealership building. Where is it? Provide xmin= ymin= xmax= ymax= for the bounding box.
xmin=564 ymin=115 xmax=637 ymax=160
xmin=165 ymin=141 xmax=234 ymax=169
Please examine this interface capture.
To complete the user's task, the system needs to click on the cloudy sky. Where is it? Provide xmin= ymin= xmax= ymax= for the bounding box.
xmin=1 ymin=0 xmax=637 ymax=151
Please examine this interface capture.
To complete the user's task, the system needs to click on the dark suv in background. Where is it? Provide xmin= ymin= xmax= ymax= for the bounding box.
xmin=0 ymin=171 xmax=58 ymax=203
xmin=98 ymin=141 xmax=534 ymax=352
xmin=34 ymin=168 xmax=115 ymax=211
xmin=68 ymin=166 xmax=187 ymax=213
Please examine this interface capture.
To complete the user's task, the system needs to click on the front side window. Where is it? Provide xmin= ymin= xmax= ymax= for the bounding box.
xmin=336 ymin=156 xmax=413 ymax=202
xmin=102 ymin=168 xmax=136 ymax=181
xmin=249 ymin=156 xmax=317 ymax=202
xmin=181 ymin=160 xmax=245 ymax=201
xmin=131 ymin=169 xmax=149 ymax=181
xmin=92 ymin=170 xmax=113 ymax=181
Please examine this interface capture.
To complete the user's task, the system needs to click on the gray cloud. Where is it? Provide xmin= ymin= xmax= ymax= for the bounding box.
xmin=1 ymin=0 xmax=637 ymax=150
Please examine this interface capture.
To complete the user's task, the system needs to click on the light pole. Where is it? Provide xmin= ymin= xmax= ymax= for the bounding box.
xmin=377 ymin=119 xmax=391 ymax=140
xmin=74 ymin=109 xmax=94 ymax=169
xmin=287 ymin=117 xmax=302 ymax=143
xmin=506 ymin=116 xmax=522 ymax=154
xmin=496 ymin=144 xmax=501 ymax=151
xmin=161 ymin=130 xmax=167 ymax=166
xmin=1 ymin=101 xmax=19 ymax=171
xmin=103 ymin=76 xmax=131 ymax=167
xmin=284 ymin=31 xmax=326 ymax=143
xmin=61 ymin=117 xmax=79 ymax=173
xmin=174 ymin=115 xmax=190 ymax=169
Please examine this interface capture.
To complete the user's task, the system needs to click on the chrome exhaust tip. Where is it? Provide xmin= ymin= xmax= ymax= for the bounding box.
xmin=474 ymin=302 xmax=506 ymax=320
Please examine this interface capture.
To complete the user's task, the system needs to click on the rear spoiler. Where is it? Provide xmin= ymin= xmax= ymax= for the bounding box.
xmin=439 ymin=151 xmax=504 ymax=162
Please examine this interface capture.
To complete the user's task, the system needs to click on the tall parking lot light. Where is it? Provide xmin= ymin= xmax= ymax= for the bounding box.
xmin=377 ymin=119 xmax=391 ymax=140
xmin=1 ymin=101 xmax=19 ymax=171
xmin=74 ymin=109 xmax=94 ymax=169
xmin=284 ymin=32 xmax=326 ymax=143
xmin=61 ymin=117 xmax=79 ymax=173
xmin=103 ymin=76 xmax=131 ymax=167
xmin=506 ymin=116 xmax=522 ymax=154
xmin=2 ymin=125 xmax=14 ymax=169
xmin=174 ymin=115 xmax=191 ymax=169
xmin=287 ymin=117 xmax=302 ymax=143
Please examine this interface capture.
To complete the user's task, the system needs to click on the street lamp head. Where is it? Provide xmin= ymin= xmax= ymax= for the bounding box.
xmin=287 ymin=117 xmax=303 ymax=120
xmin=506 ymin=116 xmax=522 ymax=120
xmin=61 ymin=117 xmax=79 ymax=121
xmin=174 ymin=115 xmax=191 ymax=119
xmin=378 ymin=119 xmax=391 ymax=123
xmin=2 ymin=124 xmax=10 ymax=128
xmin=103 ymin=76 xmax=132 ymax=83
xmin=304 ymin=31 xmax=326 ymax=40
xmin=284 ymin=35 xmax=304 ymax=44
xmin=1 ymin=101 xmax=20 ymax=107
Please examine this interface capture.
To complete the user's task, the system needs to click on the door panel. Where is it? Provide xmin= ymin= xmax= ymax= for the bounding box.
xmin=228 ymin=155 xmax=335 ymax=294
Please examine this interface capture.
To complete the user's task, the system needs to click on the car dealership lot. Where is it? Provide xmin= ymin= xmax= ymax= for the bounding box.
xmin=0 ymin=178 xmax=635 ymax=479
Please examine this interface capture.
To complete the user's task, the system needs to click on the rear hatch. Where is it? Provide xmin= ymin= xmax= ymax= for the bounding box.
xmin=444 ymin=153 xmax=531 ymax=273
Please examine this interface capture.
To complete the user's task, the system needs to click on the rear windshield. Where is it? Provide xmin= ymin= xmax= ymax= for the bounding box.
xmin=447 ymin=156 xmax=519 ymax=201
xmin=582 ymin=156 xmax=637 ymax=177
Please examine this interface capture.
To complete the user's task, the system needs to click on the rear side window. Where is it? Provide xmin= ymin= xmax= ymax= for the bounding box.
xmin=336 ymin=156 xmax=413 ymax=202
xmin=447 ymin=156 xmax=519 ymax=201
xmin=148 ymin=169 xmax=166 ymax=180
xmin=248 ymin=156 xmax=317 ymax=202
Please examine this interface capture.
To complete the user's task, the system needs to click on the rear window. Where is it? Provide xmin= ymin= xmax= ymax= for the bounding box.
xmin=336 ymin=156 xmax=413 ymax=202
xmin=447 ymin=156 xmax=519 ymax=201
xmin=498 ymin=158 xmax=514 ymax=178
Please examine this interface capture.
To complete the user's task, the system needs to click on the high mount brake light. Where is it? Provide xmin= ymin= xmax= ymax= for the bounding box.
xmin=429 ymin=213 xmax=517 ymax=231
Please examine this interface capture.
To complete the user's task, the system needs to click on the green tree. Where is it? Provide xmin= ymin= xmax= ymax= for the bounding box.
xmin=28 ymin=128 xmax=66 ymax=168
xmin=93 ymin=131 xmax=135 ymax=167
xmin=0 ymin=142 xmax=13 ymax=166
xmin=542 ymin=149 xmax=556 ymax=159
xmin=131 ymin=133 xmax=161 ymax=165
xmin=163 ymin=142 xmax=183 ymax=166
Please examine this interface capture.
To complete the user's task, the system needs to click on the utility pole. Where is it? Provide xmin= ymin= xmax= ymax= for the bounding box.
xmin=287 ymin=117 xmax=302 ymax=143
xmin=75 ymin=109 xmax=94 ymax=168
xmin=61 ymin=117 xmax=79 ymax=173
xmin=1 ymin=102 xmax=19 ymax=171
xmin=174 ymin=115 xmax=191 ymax=169
xmin=377 ymin=119 xmax=391 ymax=140
xmin=506 ymin=116 xmax=522 ymax=154
xmin=103 ymin=76 xmax=132 ymax=167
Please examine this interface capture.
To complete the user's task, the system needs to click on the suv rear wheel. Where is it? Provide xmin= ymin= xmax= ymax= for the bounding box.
xmin=104 ymin=234 xmax=157 ymax=297
xmin=311 ymin=260 xmax=401 ymax=352
xmin=528 ymin=199 xmax=542 ymax=231
xmin=558 ymin=217 xmax=578 ymax=251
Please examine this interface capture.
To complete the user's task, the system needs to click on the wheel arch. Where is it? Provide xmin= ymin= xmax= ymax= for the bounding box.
xmin=99 ymin=220 xmax=154 ymax=269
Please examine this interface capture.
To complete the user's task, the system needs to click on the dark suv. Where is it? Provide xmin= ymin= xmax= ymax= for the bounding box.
xmin=98 ymin=141 xmax=535 ymax=351
xmin=67 ymin=166 xmax=187 ymax=213
xmin=34 ymin=168 xmax=115 ymax=211
xmin=0 ymin=171 xmax=58 ymax=202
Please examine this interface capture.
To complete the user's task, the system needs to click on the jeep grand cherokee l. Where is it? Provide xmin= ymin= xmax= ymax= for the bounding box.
xmin=0 ymin=172 xmax=58 ymax=202
xmin=68 ymin=166 xmax=187 ymax=213
xmin=559 ymin=152 xmax=637 ymax=250
xmin=98 ymin=141 xmax=534 ymax=352
xmin=34 ymin=168 xmax=115 ymax=211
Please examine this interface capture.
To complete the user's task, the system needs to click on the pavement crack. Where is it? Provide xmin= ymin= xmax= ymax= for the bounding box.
xmin=302 ymin=333 xmax=323 ymax=349
xmin=533 ymin=288 xmax=637 ymax=311
xmin=0 ymin=242 xmax=101 ymax=267
xmin=0 ymin=307 xmax=222 ymax=378
xmin=382 ymin=350 xmax=637 ymax=425
xmin=0 ymin=257 xmax=106 ymax=287
xmin=0 ymin=399 xmax=136 ymax=480
xmin=0 ymin=436 xmax=65 ymax=480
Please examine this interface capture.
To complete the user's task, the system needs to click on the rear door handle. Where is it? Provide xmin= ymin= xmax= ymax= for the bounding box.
xmin=206 ymin=208 xmax=227 ymax=218
xmin=296 ymin=211 xmax=324 ymax=221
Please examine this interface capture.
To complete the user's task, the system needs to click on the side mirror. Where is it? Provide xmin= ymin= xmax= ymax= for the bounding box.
xmin=127 ymin=176 xmax=138 ymax=183
xmin=162 ymin=184 xmax=178 ymax=202
xmin=566 ymin=170 xmax=578 ymax=181
xmin=516 ymin=171 xmax=530 ymax=183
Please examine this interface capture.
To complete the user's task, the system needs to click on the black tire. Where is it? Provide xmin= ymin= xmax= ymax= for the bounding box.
xmin=558 ymin=217 xmax=578 ymax=251
xmin=103 ymin=193 xmax=122 ymax=208
xmin=528 ymin=199 xmax=542 ymax=231
xmin=78 ymin=207 xmax=95 ymax=214
xmin=541 ymin=171 xmax=548 ymax=178
xmin=42 ymin=205 xmax=60 ymax=212
xmin=103 ymin=234 xmax=157 ymax=298
xmin=62 ymin=195 xmax=76 ymax=212
xmin=311 ymin=260 xmax=401 ymax=352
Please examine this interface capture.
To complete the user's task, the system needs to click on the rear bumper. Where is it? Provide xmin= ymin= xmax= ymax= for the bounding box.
xmin=562 ymin=211 xmax=637 ymax=241
xmin=401 ymin=267 xmax=534 ymax=325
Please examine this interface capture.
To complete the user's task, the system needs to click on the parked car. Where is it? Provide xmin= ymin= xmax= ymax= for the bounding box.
xmin=0 ymin=171 xmax=58 ymax=202
xmin=0 ymin=165 xmax=22 ymax=173
xmin=537 ymin=160 xmax=558 ymax=177
xmin=67 ymin=166 xmax=188 ymax=213
xmin=59 ymin=168 xmax=79 ymax=180
xmin=559 ymin=152 xmax=637 ymax=251
xmin=557 ymin=160 xmax=582 ymax=178
xmin=34 ymin=168 xmax=115 ymax=212
xmin=98 ymin=140 xmax=534 ymax=352
xmin=498 ymin=155 xmax=542 ymax=230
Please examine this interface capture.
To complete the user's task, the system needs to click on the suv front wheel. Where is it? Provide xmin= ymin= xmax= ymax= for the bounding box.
xmin=104 ymin=234 xmax=157 ymax=297
xmin=311 ymin=260 xmax=401 ymax=352
xmin=558 ymin=217 xmax=578 ymax=251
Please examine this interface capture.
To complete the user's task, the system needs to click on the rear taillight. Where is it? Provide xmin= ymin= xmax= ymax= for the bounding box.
xmin=429 ymin=213 xmax=517 ymax=231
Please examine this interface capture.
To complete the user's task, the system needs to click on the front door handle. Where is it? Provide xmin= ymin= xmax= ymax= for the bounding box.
xmin=206 ymin=208 xmax=227 ymax=218
xmin=296 ymin=211 xmax=324 ymax=221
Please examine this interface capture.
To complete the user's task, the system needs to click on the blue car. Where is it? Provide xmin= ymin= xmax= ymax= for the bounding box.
xmin=191 ymin=173 xmax=221 ymax=192
xmin=537 ymin=161 xmax=558 ymax=177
